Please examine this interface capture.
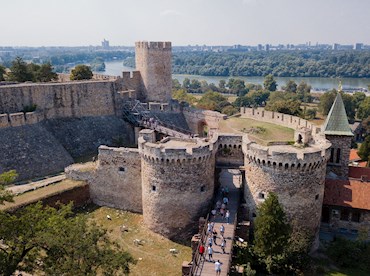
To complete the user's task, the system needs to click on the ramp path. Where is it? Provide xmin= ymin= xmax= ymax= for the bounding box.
xmin=194 ymin=169 xmax=241 ymax=276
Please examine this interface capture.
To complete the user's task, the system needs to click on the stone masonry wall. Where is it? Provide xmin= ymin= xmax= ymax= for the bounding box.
xmin=42 ymin=116 xmax=135 ymax=158
xmin=139 ymin=136 xmax=217 ymax=239
xmin=89 ymin=146 xmax=143 ymax=213
xmin=0 ymin=123 xmax=74 ymax=181
xmin=135 ymin=41 xmax=172 ymax=102
xmin=325 ymin=135 xmax=352 ymax=178
xmin=243 ymin=134 xmax=331 ymax=249
xmin=216 ymin=134 xmax=244 ymax=167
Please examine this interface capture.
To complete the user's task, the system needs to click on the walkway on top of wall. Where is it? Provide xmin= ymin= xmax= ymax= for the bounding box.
xmin=194 ymin=169 xmax=241 ymax=276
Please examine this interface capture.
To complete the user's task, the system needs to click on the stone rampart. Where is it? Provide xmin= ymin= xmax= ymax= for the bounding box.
xmin=216 ymin=134 xmax=244 ymax=167
xmin=0 ymin=124 xmax=74 ymax=181
xmin=243 ymin=134 xmax=331 ymax=249
xmin=0 ymin=112 xmax=41 ymax=129
xmin=240 ymin=107 xmax=321 ymax=134
xmin=183 ymin=107 xmax=226 ymax=136
xmin=139 ymin=136 xmax=217 ymax=238
xmin=88 ymin=146 xmax=143 ymax=213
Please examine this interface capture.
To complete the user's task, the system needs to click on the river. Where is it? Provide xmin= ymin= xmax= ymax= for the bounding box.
xmin=100 ymin=61 xmax=370 ymax=91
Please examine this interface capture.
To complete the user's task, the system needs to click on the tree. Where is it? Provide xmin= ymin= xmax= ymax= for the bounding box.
xmin=253 ymin=193 xmax=291 ymax=274
xmin=182 ymin=77 xmax=191 ymax=89
xmin=35 ymin=63 xmax=58 ymax=82
xmin=197 ymin=91 xmax=227 ymax=110
xmin=283 ymin=80 xmax=297 ymax=93
xmin=263 ymin=74 xmax=277 ymax=91
xmin=172 ymin=89 xmax=197 ymax=105
xmin=172 ymin=78 xmax=181 ymax=90
xmin=358 ymin=135 xmax=370 ymax=164
xmin=0 ymin=170 xmax=17 ymax=205
xmin=254 ymin=193 xmax=291 ymax=257
xmin=0 ymin=202 xmax=135 ymax=275
xmin=265 ymin=91 xmax=301 ymax=116
xmin=70 ymin=64 xmax=93 ymax=80
xmin=7 ymin=57 xmax=33 ymax=82
xmin=0 ymin=65 xmax=5 ymax=81
xmin=218 ymin=79 xmax=226 ymax=90
xmin=318 ymin=90 xmax=336 ymax=115
xmin=357 ymin=96 xmax=370 ymax=120
xmin=297 ymin=81 xmax=312 ymax=103
xmin=352 ymin=92 xmax=366 ymax=109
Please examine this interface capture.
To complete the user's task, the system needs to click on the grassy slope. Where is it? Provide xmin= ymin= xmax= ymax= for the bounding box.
xmin=88 ymin=206 xmax=192 ymax=276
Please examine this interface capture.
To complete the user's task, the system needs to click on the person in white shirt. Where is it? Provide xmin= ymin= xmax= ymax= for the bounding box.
xmin=208 ymin=245 xmax=213 ymax=262
xmin=215 ymin=260 xmax=222 ymax=275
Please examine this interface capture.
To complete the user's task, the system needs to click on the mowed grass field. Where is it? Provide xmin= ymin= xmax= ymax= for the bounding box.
xmin=219 ymin=117 xmax=294 ymax=145
xmin=88 ymin=206 xmax=192 ymax=276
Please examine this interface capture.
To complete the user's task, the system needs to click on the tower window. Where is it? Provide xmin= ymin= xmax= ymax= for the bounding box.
xmin=200 ymin=186 xmax=205 ymax=192
xmin=351 ymin=211 xmax=361 ymax=223
xmin=329 ymin=148 xmax=334 ymax=163
xmin=336 ymin=148 xmax=341 ymax=163
xmin=315 ymin=194 xmax=319 ymax=200
xmin=152 ymin=185 xmax=156 ymax=192
xmin=340 ymin=209 xmax=349 ymax=221
xmin=118 ymin=167 xmax=125 ymax=172
xmin=258 ymin=192 xmax=265 ymax=199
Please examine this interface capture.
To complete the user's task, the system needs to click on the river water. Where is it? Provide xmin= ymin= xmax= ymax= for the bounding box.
xmin=101 ymin=61 xmax=370 ymax=91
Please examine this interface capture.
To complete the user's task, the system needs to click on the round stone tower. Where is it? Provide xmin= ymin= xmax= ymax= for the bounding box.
xmin=139 ymin=135 xmax=217 ymax=239
xmin=243 ymin=132 xmax=331 ymax=249
xmin=135 ymin=41 xmax=172 ymax=103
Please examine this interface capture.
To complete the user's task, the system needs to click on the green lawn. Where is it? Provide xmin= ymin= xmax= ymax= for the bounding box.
xmin=219 ymin=117 xmax=294 ymax=145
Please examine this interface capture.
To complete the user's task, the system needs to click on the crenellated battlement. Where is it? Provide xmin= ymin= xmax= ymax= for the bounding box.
xmin=138 ymin=136 xmax=218 ymax=164
xmin=242 ymin=134 xmax=331 ymax=172
xmin=135 ymin=41 xmax=172 ymax=50
xmin=240 ymin=107 xmax=321 ymax=135
xmin=0 ymin=111 xmax=41 ymax=129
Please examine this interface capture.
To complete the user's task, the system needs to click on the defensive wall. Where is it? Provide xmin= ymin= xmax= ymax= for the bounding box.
xmin=242 ymin=133 xmax=332 ymax=249
xmin=88 ymin=146 xmax=142 ymax=213
xmin=215 ymin=134 xmax=244 ymax=167
xmin=139 ymin=133 xmax=218 ymax=239
xmin=182 ymin=107 xmax=226 ymax=136
xmin=240 ymin=107 xmax=321 ymax=135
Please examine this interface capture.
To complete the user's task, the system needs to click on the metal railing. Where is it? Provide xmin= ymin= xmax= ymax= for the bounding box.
xmin=189 ymin=213 xmax=210 ymax=276
xmin=122 ymin=100 xmax=194 ymax=136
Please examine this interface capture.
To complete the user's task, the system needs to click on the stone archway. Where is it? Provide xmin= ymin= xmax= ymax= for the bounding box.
xmin=197 ymin=120 xmax=208 ymax=137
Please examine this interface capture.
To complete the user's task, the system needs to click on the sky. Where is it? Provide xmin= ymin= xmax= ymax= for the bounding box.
xmin=1 ymin=0 xmax=370 ymax=47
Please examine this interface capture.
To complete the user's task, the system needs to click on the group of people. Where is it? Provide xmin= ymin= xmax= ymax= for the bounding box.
xmin=142 ymin=117 xmax=158 ymax=129
xmin=211 ymin=186 xmax=231 ymax=224
xmin=198 ymin=222 xmax=228 ymax=275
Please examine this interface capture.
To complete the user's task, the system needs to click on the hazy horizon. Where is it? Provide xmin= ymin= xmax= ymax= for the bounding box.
xmin=1 ymin=0 xmax=370 ymax=47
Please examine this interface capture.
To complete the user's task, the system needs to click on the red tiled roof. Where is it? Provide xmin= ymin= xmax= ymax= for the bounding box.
xmin=349 ymin=149 xmax=361 ymax=161
xmin=349 ymin=166 xmax=370 ymax=181
xmin=324 ymin=179 xmax=370 ymax=210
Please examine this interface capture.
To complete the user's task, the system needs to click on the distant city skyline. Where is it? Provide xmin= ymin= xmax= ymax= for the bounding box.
xmin=1 ymin=0 xmax=370 ymax=47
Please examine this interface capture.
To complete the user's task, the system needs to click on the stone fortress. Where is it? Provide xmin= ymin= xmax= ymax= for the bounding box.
xmin=0 ymin=41 xmax=355 ymax=249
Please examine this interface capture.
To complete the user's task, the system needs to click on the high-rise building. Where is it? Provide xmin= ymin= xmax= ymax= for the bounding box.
xmin=101 ymin=39 xmax=110 ymax=49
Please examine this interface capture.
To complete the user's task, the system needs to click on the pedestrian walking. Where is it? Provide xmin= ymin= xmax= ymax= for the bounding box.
xmin=212 ymin=230 xmax=218 ymax=245
xmin=225 ymin=209 xmax=230 ymax=224
xmin=207 ymin=222 xmax=212 ymax=234
xmin=221 ymin=238 xmax=226 ymax=254
xmin=208 ymin=245 xmax=213 ymax=262
xmin=208 ymin=236 xmax=213 ymax=247
xmin=223 ymin=196 xmax=229 ymax=205
xmin=220 ymin=224 xmax=225 ymax=237
xmin=215 ymin=260 xmax=222 ymax=275
xmin=199 ymin=244 xmax=205 ymax=260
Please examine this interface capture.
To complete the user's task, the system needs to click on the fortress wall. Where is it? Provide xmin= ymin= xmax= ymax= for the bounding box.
xmin=182 ymin=107 xmax=226 ymax=136
xmin=243 ymin=135 xmax=331 ymax=249
xmin=139 ymin=137 xmax=216 ymax=238
xmin=89 ymin=146 xmax=142 ymax=213
xmin=42 ymin=116 xmax=135 ymax=158
xmin=240 ymin=107 xmax=319 ymax=133
xmin=0 ymin=123 xmax=74 ymax=181
xmin=216 ymin=134 xmax=244 ymax=166
xmin=0 ymin=80 xmax=117 ymax=118
xmin=0 ymin=112 xmax=42 ymax=129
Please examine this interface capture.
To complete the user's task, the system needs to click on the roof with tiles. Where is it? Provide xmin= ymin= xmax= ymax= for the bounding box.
xmin=349 ymin=166 xmax=370 ymax=181
xmin=324 ymin=178 xmax=370 ymax=210
xmin=322 ymin=93 xmax=353 ymax=136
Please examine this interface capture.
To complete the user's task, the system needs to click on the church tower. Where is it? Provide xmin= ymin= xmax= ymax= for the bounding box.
xmin=323 ymin=91 xmax=353 ymax=178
